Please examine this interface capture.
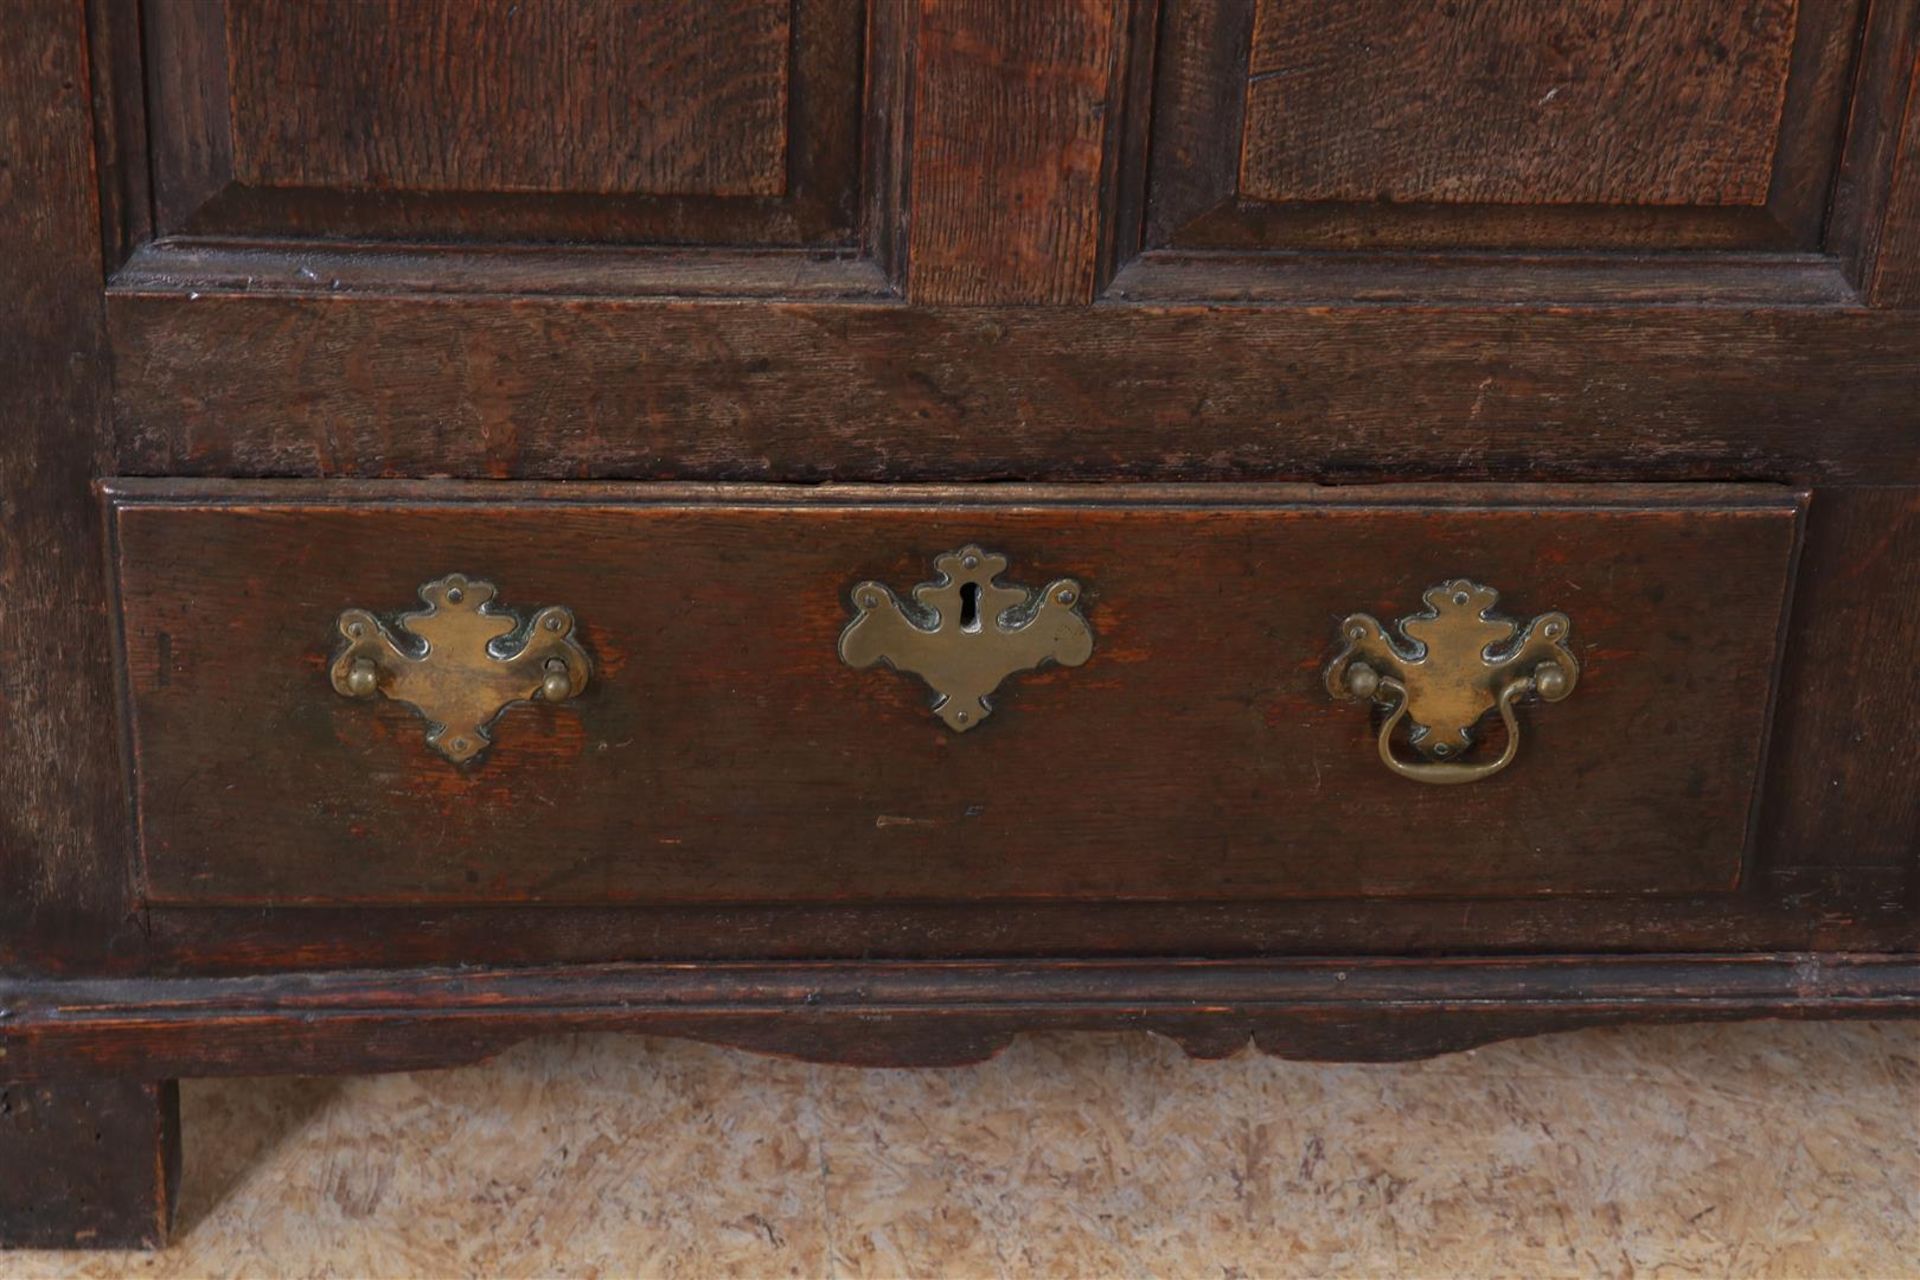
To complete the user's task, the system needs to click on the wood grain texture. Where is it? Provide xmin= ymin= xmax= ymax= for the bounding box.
xmin=1242 ymin=0 xmax=1797 ymax=207
xmin=105 ymin=294 xmax=1920 ymax=485
xmin=1144 ymin=0 xmax=1860 ymax=254
xmin=139 ymin=0 xmax=866 ymax=246
xmin=0 ymin=1079 xmax=179 ymax=1249
xmin=1761 ymin=489 xmax=1920 ymax=871
xmin=1860 ymin=19 xmax=1920 ymax=306
xmin=3 ymin=955 xmax=1916 ymax=1080
xmin=906 ymin=0 xmax=1123 ymax=303
xmin=105 ymin=483 xmax=1797 ymax=907
xmin=104 ymin=880 xmax=1916 ymax=975
xmin=1831 ymin=0 xmax=1920 ymax=305
xmin=0 ymin=1 xmax=138 ymax=961
xmin=225 ymin=0 xmax=790 ymax=197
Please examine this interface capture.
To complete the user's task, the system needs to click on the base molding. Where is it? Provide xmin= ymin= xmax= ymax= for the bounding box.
xmin=3 ymin=953 xmax=1916 ymax=1078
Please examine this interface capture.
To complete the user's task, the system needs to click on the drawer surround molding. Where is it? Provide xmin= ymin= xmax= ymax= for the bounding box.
xmin=102 ymin=480 xmax=1803 ymax=910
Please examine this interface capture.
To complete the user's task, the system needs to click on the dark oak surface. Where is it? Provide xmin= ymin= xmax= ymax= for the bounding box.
xmin=139 ymin=0 xmax=866 ymax=247
xmin=1143 ymin=0 xmax=1864 ymax=254
xmin=0 ymin=1080 xmax=179 ymax=1249
xmin=223 ymin=1 xmax=792 ymax=198
xmin=4 ymin=955 xmax=1915 ymax=1080
xmin=106 ymin=294 xmax=1920 ymax=485
xmin=1242 ymin=0 xmax=1798 ymax=208
xmin=3 ymin=0 xmax=1918 ymax=1247
xmin=0 ymin=0 xmax=136 ymax=967
xmin=109 ymin=483 xmax=1799 ymax=907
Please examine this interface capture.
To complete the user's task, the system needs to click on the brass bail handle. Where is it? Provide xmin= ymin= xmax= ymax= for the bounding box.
xmin=1325 ymin=579 xmax=1578 ymax=785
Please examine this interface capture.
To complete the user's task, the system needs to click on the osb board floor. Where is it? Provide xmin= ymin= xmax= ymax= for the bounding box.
xmin=6 ymin=1022 xmax=1916 ymax=1279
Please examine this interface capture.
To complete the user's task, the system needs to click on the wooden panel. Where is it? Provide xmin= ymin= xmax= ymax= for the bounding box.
xmin=108 ymin=483 xmax=1799 ymax=908
xmin=117 ymin=883 xmax=1920 ymax=974
xmin=906 ymin=0 xmax=1125 ymax=303
xmin=1142 ymin=0 xmax=1864 ymax=255
xmin=1830 ymin=0 xmax=1920 ymax=305
xmin=0 ymin=0 xmax=137 ymax=963
xmin=224 ymin=1 xmax=789 ymax=198
xmin=1243 ymin=0 xmax=1795 ymax=207
xmin=1761 ymin=489 xmax=1920 ymax=870
xmin=0 ymin=1080 xmax=179 ymax=1249
xmin=106 ymin=292 xmax=1920 ymax=486
xmin=142 ymin=0 xmax=865 ymax=247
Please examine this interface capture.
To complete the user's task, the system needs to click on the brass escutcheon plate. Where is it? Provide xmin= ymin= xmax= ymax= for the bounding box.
xmin=838 ymin=546 xmax=1093 ymax=731
xmin=331 ymin=573 xmax=591 ymax=763
xmin=1324 ymin=579 xmax=1578 ymax=784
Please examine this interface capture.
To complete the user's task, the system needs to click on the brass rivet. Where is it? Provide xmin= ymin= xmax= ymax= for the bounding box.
xmin=1535 ymin=662 xmax=1569 ymax=700
xmin=545 ymin=616 xmax=562 ymax=631
xmin=447 ymin=587 xmax=464 ymax=604
xmin=345 ymin=658 xmax=378 ymax=697
xmin=1347 ymin=662 xmax=1379 ymax=700
xmin=1057 ymin=589 xmax=1075 ymax=604
xmin=962 ymin=555 xmax=979 ymax=570
xmin=348 ymin=622 xmax=365 ymax=637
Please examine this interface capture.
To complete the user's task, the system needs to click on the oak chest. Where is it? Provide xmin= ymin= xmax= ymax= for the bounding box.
xmin=3 ymin=0 xmax=1917 ymax=1248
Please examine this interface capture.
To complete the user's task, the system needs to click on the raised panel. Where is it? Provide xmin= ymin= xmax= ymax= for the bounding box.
xmin=141 ymin=0 xmax=865 ymax=248
xmin=224 ymin=1 xmax=791 ymax=198
xmin=1240 ymin=1 xmax=1794 ymax=208
xmin=1140 ymin=0 xmax=1865 ymax=257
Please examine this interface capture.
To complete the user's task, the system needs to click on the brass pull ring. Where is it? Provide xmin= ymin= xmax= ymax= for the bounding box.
xmin=1367 ymin=671 xmax=1530 ymax=785
xmin=1327 ymin=579 xmax=1577 ymax=785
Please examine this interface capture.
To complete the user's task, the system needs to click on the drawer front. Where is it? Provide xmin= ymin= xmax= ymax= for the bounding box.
xmin=106 ymin=482 xmax=1802 ymax=906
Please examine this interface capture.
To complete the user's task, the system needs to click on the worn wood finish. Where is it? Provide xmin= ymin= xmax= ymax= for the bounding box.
xmin=1243 ymin=0 xmax=1797 ymax=207
xmin=225 ymin=1 xmax=791 ymax=198
xmin=141 ymin=0 xmax=866 ymax=246
xmin=4 ymin=956 xmax=1916 ymax=1081
xmin=1831 ymin=0 xmax=1920 ymax=305
xmin=5 ymin=0 xmax=1920 ymax=1249
xmin=1860 ymin=39 xmax=1920 ymax=307
xmin=87 ymin=883 xmax=1912 ymax=976
xmin=0 ymin=0 xmax=137 ymax=963
xmin=106 ymin=293 xmax=1920 ymax=485
xmin=905 ymin=0 xmax=1126 ymax=303
xmin=1761 ymin=489 xmax=1920 ymax=872
xmin=105 ymin=483 xmax=1798 ymax=907
xmin=1143 ymin=0 xmax=1863 ymax=255
xmin=0 ymin=1080 xmax=179 ymax=1249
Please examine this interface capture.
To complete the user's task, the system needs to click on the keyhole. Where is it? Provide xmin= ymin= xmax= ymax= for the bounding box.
xmin=959 ymin=581 xmax=981 ymax=631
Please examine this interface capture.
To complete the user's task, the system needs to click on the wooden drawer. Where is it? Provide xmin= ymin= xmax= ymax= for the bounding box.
xmin=105 ymin=481 xmax=1802 ymax=907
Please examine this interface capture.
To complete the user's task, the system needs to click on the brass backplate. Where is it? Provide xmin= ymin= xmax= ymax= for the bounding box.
xmin=839 ymin=546 xmax=1093 ymax=731
xmin=1325 ymin=579 xmax=1577 ymax=783
xmin=331 ymin=574 xmax=591 ymax=762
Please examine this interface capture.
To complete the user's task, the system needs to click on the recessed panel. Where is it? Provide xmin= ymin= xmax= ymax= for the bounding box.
xmin=1142 ymin=0 xmax=1864 ymax=254
xmin=225 ymin=1 xmax=790 ymax=198
xmin=1241 ymin=0 xmax=1795 ymax=209
xmin=141 ymin=0 xmax=864 ymax=247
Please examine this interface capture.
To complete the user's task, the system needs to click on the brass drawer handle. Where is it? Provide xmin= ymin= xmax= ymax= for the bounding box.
xmin=839 ymin=545 xmax=1093 ymax=731
xmin=331 ymin=573 xmax=590 ymax=763
xmin=1325 ymin=579 xmax=1577 ymax=785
